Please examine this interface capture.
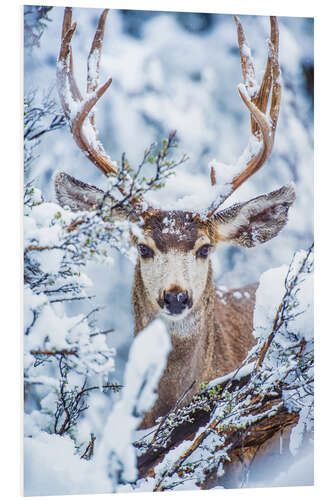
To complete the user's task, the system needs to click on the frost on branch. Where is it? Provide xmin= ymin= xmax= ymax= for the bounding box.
xmin=134 ymin=245 xmax=314 ymax=491
xmin=24 ymin=186 xmax=124 ymax=495
xmin=24 ymin=91 xmax=66 ymax=175
xmin=24 ymin=188 xmax=122 ymax=453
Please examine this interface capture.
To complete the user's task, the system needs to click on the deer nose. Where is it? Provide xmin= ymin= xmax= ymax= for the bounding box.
xmin=163 ymin=290 xmax=188 ymax=314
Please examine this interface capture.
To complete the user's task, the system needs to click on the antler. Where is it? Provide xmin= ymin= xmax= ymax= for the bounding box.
xmin=57 ymin=8 xmax=122 ymax=180
xmin=57 ymin=10 xmax=281 ymax=220
xmin=206 ymin=16 xmax=281 ymax=218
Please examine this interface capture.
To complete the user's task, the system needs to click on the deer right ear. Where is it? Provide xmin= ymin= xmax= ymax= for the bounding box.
xmin=55 ymin=171 xmax=131 ymax=220
xmin=213 ymin=184 xmax=296 ymax=248
xmin=54 ymin=171 xmax=107 ymax=212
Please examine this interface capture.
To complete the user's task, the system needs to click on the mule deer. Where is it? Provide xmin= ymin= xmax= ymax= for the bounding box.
xmin=55 ymin=9 xmax=295 ymax=428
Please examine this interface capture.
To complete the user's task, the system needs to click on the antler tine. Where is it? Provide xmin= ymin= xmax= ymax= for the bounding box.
xmin=57 ymin=8 xmax=118 ymax=177
xmin=230 ymin=86 xmax=274 ymax=188
xmin=87 ymin=9 xmax=109 ymax=127
xmin=58 ymin=8 xmax=83 ymax=107
xmin=61 ymin=6 xmax=72 ymax=41
xmin=70 ymin=78 xmax=116 ymax=176
xmin=206 ymin=16 xmax=281 ymax=218
xmin=252 ymin=17 xmax=280 ymax=134
xmin=58 ymin=11 xmax=77 ymax=119
xmin=269 ymin=17 xmax=281 ymax=134
xmin=233 ymin=15 xmax=257 ymax=134
xmin=87 ymin=9 xmax=108 ymax=94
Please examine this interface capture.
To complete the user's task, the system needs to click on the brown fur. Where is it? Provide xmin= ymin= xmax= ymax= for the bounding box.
xmin=54 ymin=174 xmax=295 ymax=430
xmin=142 ymin=211 xmax=201 ymax=252
xmin=129 ymin=205 xmax=292 ymax=428
xmin=133 ymin=257 xmax=257 ymax=429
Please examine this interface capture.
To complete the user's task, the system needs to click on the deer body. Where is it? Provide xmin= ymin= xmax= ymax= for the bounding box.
xmin=55 ymin=9 xmax=296 ymax=429
xmin=134 ymin=262 xmax=257 ymax=428
xmin=130 ymin=210 xmax=259 ymax=427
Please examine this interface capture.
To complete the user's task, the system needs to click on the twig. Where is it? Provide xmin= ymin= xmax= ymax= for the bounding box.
xmin=49 ymin=295 xmax=96 ymax=304
xmin=31 ymin=349 xmax=78 ymax=356
xmin=150 ymin=380 xmax=196 ymax=446
xmin=81 ymin=433 xmax=96 ymax=460
xmin=89 ymin=328 xmax=114 ymax=337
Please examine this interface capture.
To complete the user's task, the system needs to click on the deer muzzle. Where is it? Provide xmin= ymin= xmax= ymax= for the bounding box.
xmin=158 ymin=288 xmax=193 ymax=315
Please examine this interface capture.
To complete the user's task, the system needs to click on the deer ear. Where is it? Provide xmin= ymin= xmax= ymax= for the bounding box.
xmin=54 ymin=171 xmax=106 ymax=212
xmin=54 ymin=171 xmax=127 ymax=220
xmin=213 ymin=184 xmax=296 ymax=247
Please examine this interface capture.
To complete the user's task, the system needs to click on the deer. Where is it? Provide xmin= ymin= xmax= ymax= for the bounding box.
xmin=54 ymin=8 xmax=295 ymax=429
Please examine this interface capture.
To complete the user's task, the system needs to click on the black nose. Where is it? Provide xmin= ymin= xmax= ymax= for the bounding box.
xmin=164 ymin=290 xmax=188 ymax=314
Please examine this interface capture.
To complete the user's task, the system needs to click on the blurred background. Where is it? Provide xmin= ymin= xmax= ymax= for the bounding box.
xmin=24 ymin=5 xmax=314 ymax=382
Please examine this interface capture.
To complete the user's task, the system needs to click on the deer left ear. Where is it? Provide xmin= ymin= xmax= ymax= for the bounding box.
xmin=213 ymin=184 xmax=296 ymax=247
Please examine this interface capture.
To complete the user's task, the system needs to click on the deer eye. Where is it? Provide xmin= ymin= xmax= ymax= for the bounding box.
xmin=196 ymin=244 xmax=211 ymax=259
xmin=138 ymin=244 xmax=154 ymax=259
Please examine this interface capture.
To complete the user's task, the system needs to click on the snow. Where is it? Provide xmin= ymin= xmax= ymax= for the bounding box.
xmin=87 ymin=46 xmax=100 ymax=92
xmin=253 ymin=264 xmax=289 ymax=339
xmin=291 ymin=273 xmax=313 ymax=341
xmin=24 ymin=286 xmax=46 ymax=332
xmin=24 ymin=6 xmax=313 ymax=495
xmin=286 ymin=249 xmax=314 ymax=342
xmin=242 ymin=42 xmax=252 ymax=58
xmin=31 ymin=247 xmax=64 ymax=274
xmin=206 ymin=361 xmax=256 ymax=390
xmin=95 ymin=318 xmax=171 ymax=488
xmin=24 ymin=432 xmax=111 ymax=496
xmin=254 ymin=248 xmax=314 ymax=343
xmin=153 ymin=439 xmax=191 ymax=483
xmin=25 ymin=301 xmax=83 ymax=353
xmin=24 ymin=202 xmax=76 ymax=253
xmin=289 ymin=404 xmax=312 ymax=456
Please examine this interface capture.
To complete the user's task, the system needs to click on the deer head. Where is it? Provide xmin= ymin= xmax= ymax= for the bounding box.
xmin=55 ymin=9 xmax=295 ymax=328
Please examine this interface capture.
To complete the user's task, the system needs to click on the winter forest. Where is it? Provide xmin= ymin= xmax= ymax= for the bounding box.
xmin=24 ymin=4 xmax=314 ymax=496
